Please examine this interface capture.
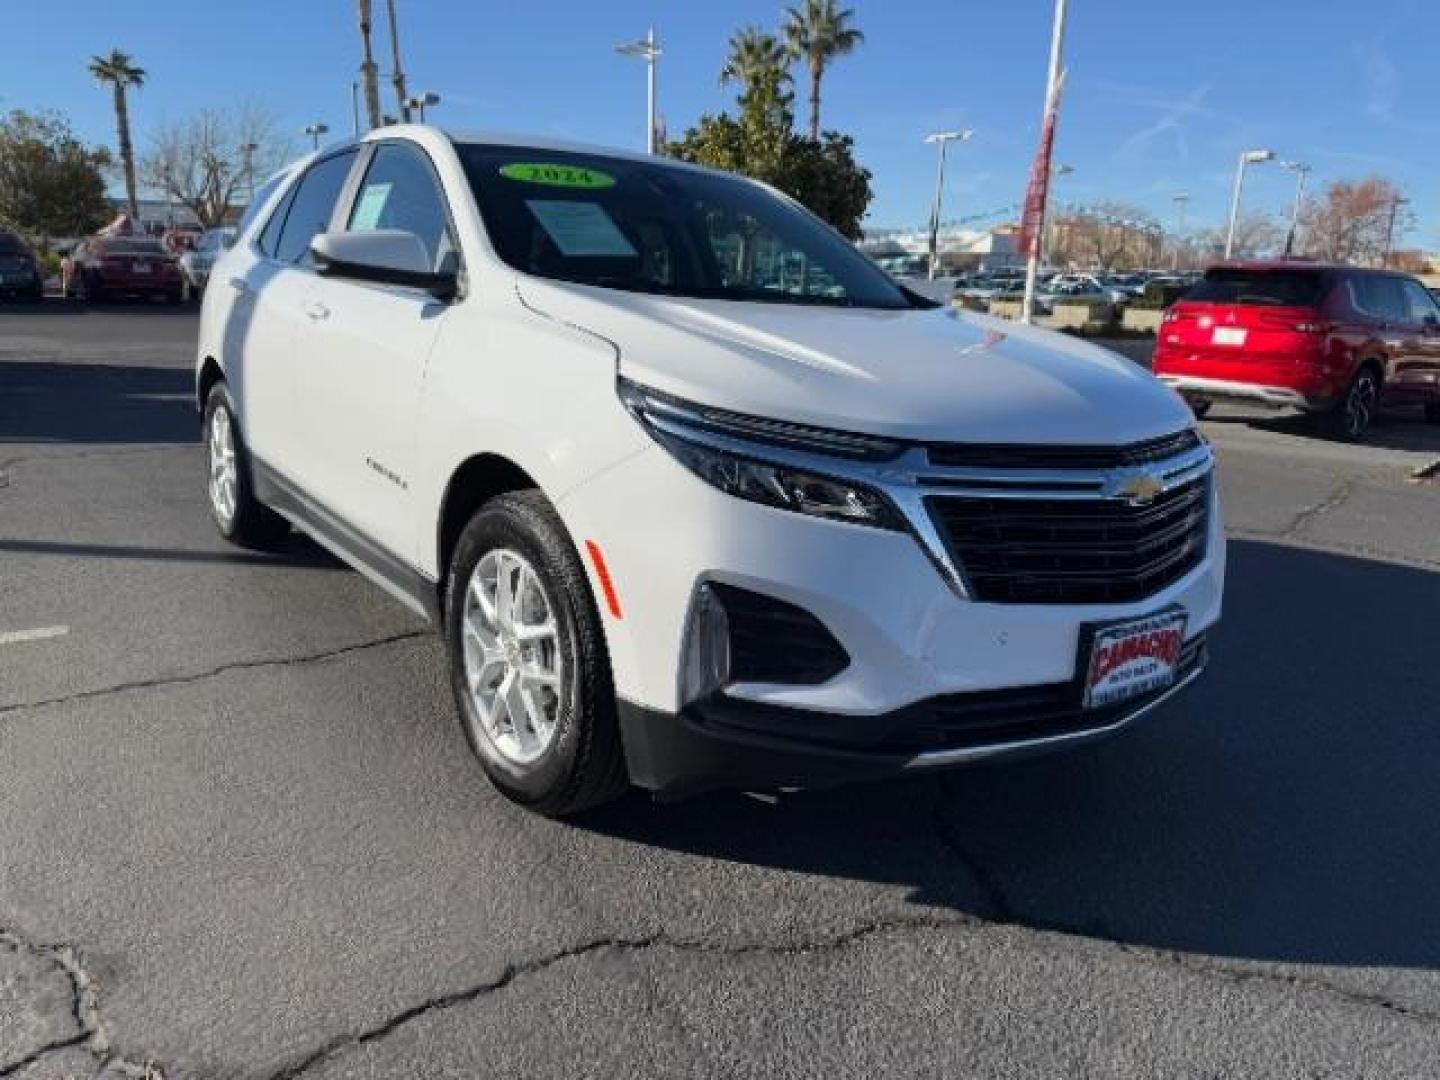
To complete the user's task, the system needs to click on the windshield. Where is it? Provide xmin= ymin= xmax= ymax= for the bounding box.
xmin=457 ymin=144 xmax=913 ymax=310
xmin=1187 ymin=267 xmax=1328 ymax=307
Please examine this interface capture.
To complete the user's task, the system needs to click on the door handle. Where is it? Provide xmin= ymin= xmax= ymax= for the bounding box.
xmin=228 ymin=276 xmax=249 ymax=293
xmin=304 ymin=300 xmax=331 ymax=321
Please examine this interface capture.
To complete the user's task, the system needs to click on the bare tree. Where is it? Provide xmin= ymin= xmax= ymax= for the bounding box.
xmin=1053 ymin=202 xmax=1160 ymax=270
xmin=141 ymin=105 xmax=292 ymax=228
xmin=1193 ymin=212 xmax=1282 ymax=261
xmin=1298 ymin=176 xmax=1412 ymax=266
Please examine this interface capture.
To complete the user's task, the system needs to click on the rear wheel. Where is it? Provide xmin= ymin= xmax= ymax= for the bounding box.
xmin=444 ymin=491 xmax=628 ymax=816
xmin=202 ymin=384 xmax=289 ymax=548
xmin=1320 ymin=367 xmax=1381 ymax=441
xmin=1424 ymin=402 xmax=1440 ymax=425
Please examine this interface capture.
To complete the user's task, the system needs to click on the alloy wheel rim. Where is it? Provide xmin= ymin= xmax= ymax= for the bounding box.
xmin=461 ymin=548 xmax=563 ymax=765
xmin=208 ymin=407 xmax=238 ymax=524
xmin=1346 ymin=376 xmax=1377 ymax=437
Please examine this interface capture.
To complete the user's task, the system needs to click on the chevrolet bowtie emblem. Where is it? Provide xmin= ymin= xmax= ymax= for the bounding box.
xmin=1117 ymin=473 xmax=1164 ymax=506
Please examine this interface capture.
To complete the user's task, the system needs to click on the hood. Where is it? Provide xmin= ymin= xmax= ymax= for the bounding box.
xmin=516 ymin=278 xmax=1193 ymax=445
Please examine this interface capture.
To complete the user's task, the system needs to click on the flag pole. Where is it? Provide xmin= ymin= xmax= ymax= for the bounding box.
xmin=1020 ymin=0 xmax=1068 ymax=325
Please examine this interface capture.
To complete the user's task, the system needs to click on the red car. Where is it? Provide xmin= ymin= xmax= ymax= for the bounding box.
xmin=62 ymin=237 xmax=184 ymax=303
xmin=1153 ymin=262 xmax=1440 ymax=440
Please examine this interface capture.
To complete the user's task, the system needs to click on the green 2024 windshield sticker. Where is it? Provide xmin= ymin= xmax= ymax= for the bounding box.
xmin=499 ymin=163 xmax=617 ymax=189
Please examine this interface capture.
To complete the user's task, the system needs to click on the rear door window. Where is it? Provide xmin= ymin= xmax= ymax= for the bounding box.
xmin=272 ymin=149 xmax=359 ymax=265
xmin=1350 ymin=274 xmax=1409 ymax=323
xmin=1187 ymin=267 xmax=1328 ymax=307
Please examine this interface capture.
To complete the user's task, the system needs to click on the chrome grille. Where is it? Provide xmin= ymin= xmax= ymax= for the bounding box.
xmin=928 ymin=475 xmax=1211 ymax=604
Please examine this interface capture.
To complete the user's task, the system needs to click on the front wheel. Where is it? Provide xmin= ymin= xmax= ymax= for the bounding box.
xmin=1188 ymin=398 xmax=1213 ymax=420
xmin=1320 ymin=367 xmax=1381 ymax=441
xmin=444 ymin=491 xmax=628 ymax=816
xmin=202 ymin=385 xmax=289 ymax=548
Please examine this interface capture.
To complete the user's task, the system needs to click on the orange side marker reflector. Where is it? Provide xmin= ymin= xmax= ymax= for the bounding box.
xmin=585 ymin=540 xmax=623 ymax=619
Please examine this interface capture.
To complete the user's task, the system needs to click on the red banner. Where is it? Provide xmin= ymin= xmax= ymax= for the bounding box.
xmin=1016 ymin=71 xmax=1067 ymax=260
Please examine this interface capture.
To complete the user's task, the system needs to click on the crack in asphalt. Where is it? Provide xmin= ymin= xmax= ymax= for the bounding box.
xmin=1280 ymin=476 xmax=1355 ymax=538
xmin=0 ymin=631 xmax=432 ymax=718
xmin=0 ymin=928 xmax=160 ymax=1079
xmin=928 ymin=780 xmax=1440 ymax=1030
xmin=267 ymin=916 xmax=988 ymax=1080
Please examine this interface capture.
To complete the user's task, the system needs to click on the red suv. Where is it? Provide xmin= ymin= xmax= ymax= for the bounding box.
xmin=1153 ymin=262 xmax=1440 ymax=440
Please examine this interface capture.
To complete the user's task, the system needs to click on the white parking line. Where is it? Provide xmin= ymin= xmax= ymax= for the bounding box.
xmin=0 ymin=625 xmax=70 ymax=646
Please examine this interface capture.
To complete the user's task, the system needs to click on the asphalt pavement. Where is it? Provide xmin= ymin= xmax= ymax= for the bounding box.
xmin=2 ymin=303 xmax=1439 ymax=1079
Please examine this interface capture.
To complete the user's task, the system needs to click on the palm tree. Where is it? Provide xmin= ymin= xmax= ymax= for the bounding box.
xmin=720 ymin=26 xmax=791 ymax=99
xmin=782 ymin=0 xmax=864 ymax=141
xmin=88 ymin=49 xmax=146 ymax=220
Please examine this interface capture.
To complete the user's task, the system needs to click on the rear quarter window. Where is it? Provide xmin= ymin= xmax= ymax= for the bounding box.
xmin=1187 ymin=268 xmax=1328 ymax=307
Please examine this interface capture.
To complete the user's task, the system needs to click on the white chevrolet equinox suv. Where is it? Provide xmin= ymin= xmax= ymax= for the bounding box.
xmin=196 ymin=126 xmax=1225 ymax=815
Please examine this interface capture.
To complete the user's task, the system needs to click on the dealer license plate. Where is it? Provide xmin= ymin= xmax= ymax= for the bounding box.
xmin=1083 ymin=610 xmax=1188 ymax=709
xmin=1212 ymin=326 xmax=1246 ymax=346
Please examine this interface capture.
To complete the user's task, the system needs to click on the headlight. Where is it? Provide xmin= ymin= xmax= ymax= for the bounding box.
xmin=618 ymin=378 xmax=904 ymax=530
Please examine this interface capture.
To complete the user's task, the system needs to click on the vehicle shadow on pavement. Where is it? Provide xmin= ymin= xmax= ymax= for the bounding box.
xmin=580 ymin=538 xmax=1440 ymax=971
xmin=1206 ymin=405 xmax=1440 ymax=455
xmin=0 ymin=360 xmax=197 ymax=445
xmin=0 ymin=534 xmax=347 ymax=571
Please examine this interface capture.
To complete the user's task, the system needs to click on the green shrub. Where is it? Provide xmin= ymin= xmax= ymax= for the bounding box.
xmin=36 ymin=251 xmax=62 ymax=278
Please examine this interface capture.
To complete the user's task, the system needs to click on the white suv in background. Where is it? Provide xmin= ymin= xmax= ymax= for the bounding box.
xmin=197 ymin=126 xmax=1224 ymax=815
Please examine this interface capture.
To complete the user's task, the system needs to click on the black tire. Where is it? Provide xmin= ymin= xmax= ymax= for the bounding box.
xmin=164 ymin=289 xmax=183 ymax=305
xmin=201 ymin=384 xmax=289 ymax=549
xmin=1188 ymin=398 xmax=1213 ymax=420
xmin=1424 ymin=402 xmax=1440 ymax=425
xmin=444 ymin=490 xmax=628 ymax=816
xmin=1320 ymin=366 xmax=1381 ymax=442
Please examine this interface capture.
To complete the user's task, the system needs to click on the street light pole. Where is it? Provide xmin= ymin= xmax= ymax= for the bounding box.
xmin=616 ymin=28 xmax=661 ymax=154
xmin=1280 ymin=161 xmax=1311 ymax=257
xmin=405 ymin=91 xmax=441 ymax=122
xmin=240 ymin=142 xmax=259 ymax=204
xmin=1224 ymin=148 xmax=1275 ymax=259
xmin=1382 ymin=195 xmax=1409 ymax=268
xmin=1171 ymin=192 xmax=1189 ymax=269
xmin=304 ymin=123 xmax=330 ymax=150
xmin=924 ymin=130 xmax=973 ymax=280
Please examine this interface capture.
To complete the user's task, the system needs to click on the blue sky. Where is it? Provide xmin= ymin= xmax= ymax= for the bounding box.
xmin=3 ymin=0 xmax=1434 ymax=244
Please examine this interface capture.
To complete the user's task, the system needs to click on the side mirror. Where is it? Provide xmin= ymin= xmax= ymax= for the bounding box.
xmin=309 ymin=230 xmax=457 ymax=301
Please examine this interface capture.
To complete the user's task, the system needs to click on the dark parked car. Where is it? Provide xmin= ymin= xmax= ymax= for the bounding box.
xmin=62 ymin=237 xmax=183 ymax=303
xmin=0 ymin=230 xmax=44 ymax=301
xmin=1154 ymin=262 xmax=1440 ymax=439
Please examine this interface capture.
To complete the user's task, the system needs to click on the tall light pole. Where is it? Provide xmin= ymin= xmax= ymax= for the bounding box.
xmin=616 ymin=28 xmax=661 ymax=154
xmin=406 ymin=91 xmax=441 ymax=122
xmin=924 ymin=130 xmax=973 ymax=280
xmin=385 ymin=0 xmax=412 ymax=123
xmin=1279 ymin=161 xmax=1311 ymax=257
xmin=304 ymin=123 xmax=330 ymax=150
xmin=1383 ymin=195 xmax=1410 ymax=267
xmin=1020 ymin=0 xmax=1068 ymax=325
xmin=240 ymin=142 xmax=259 ymax=203
xmin=1224 ymin=148 xmax=1275 ymax=259
xmin=1171 ymin=193 xmax=1189 ymax=269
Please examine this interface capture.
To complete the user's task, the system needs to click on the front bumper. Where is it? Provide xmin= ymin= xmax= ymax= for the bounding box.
xmin=621 ymin=636 xmax=1208 ymax=797
xmin=559 ymin=435 xmax=1225 ymax=795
